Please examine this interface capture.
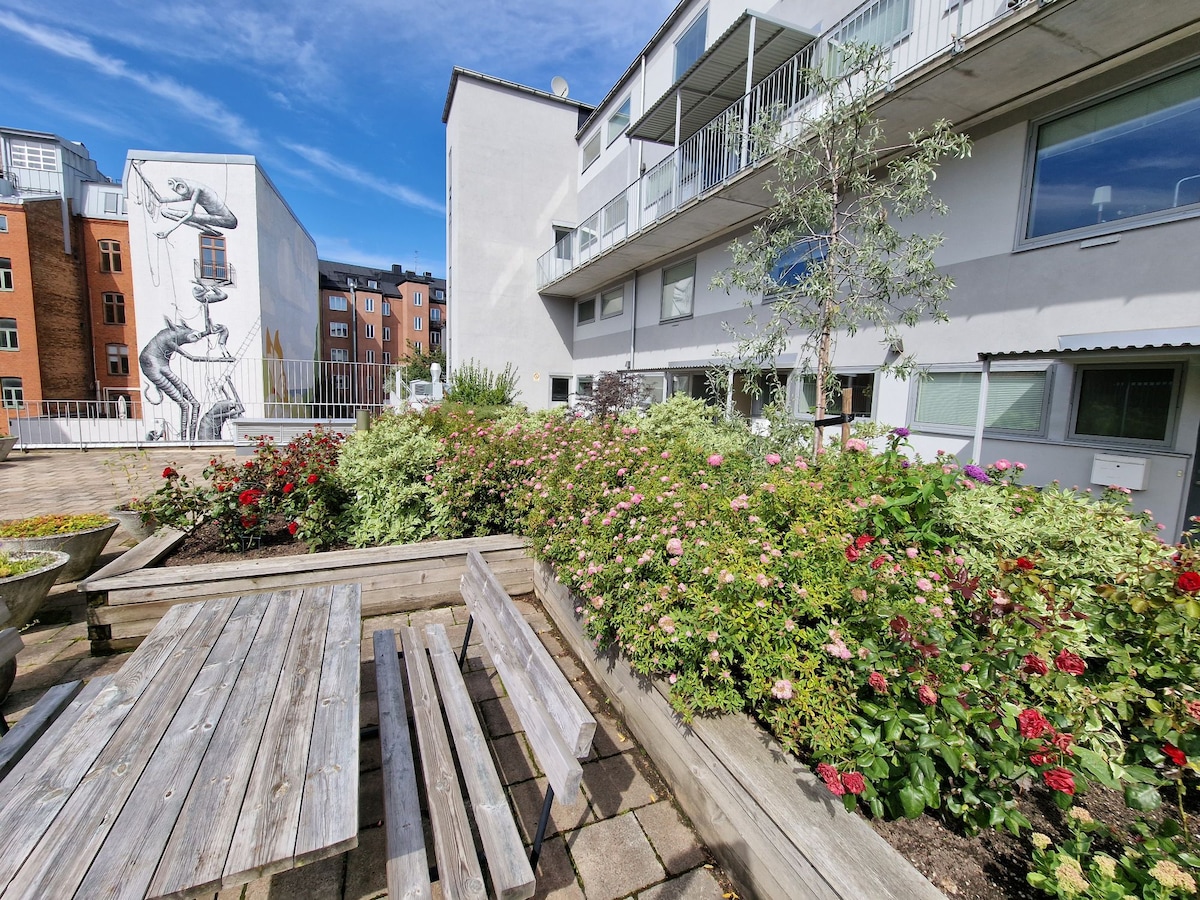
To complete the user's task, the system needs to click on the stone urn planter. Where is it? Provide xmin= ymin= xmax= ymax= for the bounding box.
xmin=0 ymin=435 xmax=16 ymax=462
xmin=0 ymin=516 xmax=119 ymax=584
xmin=0 ymin=550 xmax=70 ymax=630
xmin=110 ymin=506 xmax=159 ymax=543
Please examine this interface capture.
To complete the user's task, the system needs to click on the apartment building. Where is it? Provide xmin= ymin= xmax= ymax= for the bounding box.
xmin=445 ymin=0 xmax=1200 ymax=533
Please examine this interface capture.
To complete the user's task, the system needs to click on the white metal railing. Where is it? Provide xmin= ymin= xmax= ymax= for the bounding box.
xmin=0 ymin=357 xmax=397 ymax=449
xmin=536 ymin=0 xmax=1041 ymax=289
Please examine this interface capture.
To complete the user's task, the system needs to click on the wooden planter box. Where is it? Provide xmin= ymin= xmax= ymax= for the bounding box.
xmin=79 ymin=533 xmax=532 ymax=655
xmin=533 ymin=560 xmax=945 ymax=900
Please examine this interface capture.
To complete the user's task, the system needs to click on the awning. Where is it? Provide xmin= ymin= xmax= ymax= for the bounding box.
xmin=628 ymin=11 xmax=818 ymax=146
xmin=979 ymin=326 xmax=1200 ymax=360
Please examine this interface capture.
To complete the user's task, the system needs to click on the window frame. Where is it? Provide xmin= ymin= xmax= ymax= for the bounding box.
xmin=414 ymin=316 xmax=422 ymax=331
xmin=550 ymin=375 xmax=571 ymax=404
xmin=383 ymin=351 xmax=391 ymax=365
xmin=366 ymin=350 xmax=376 ymax=364
xmin=1068 ymin=362 xmax=1184 ymax=448
xmin=576 ymin=375 xmax=594 ymax=399
xmin=10 ymin=139 xmax=57 ymax=171
xmin=1 ymin=376 xmax=23 ymax=409
xmin=577 ymin=297 xmax=596 ymax=325
xmin=329 ymin=322 xmax=348 ymax=338
xmin=364 ymin=323 xmax=376 ymax=339
xmin=908 ymin=364 xmax=1053 ymax=438
xmin=413 ymin=292 xmax=422 ymax=306
xmin=0 ymin=258 xmax=12 ymax=291
xmin=581 ymin=132 xmax=602 ymax=173
xmin=430 ymin=330 xmax=442 ymax=346
xmin=199 ymin=235 xmax=227 ymax=280
xmin=430 ymin=307 xmax=442 ymax=323
xmin=791 ymin=371 xmax=879 ymax=421
xmin=660 ymin=258 xmax=696 ymax=322
xmin=607 ymin=97 xmax=631 ymax=146
xmin=98 ymin=239 xmax=122 ymax=274
xmin=106 ymin=343 xmax=130 ymax=376
xmin=103 ymin=292 xmax=126 ymax=325
xmin=364 ymin=297 xmax=375 ymax=313
xmin=0 ymin=317 xmax=17 ymax=351
xmin=328 ymin=295 xmax=348 ymax=311
xmin=0 ymin=214 xmax=8 ymax=233
xmin=382 ymin=300 xmax=391 ymax=317
xmin=674 ymin=8 xmax=708 ymax=81
xmin=600 ymin=286 xmax=624 ymax=318
xmin=383 ymin=326 xmax=391 ymax=342
xmin=330 ymin=348 xmax=350 ymax=362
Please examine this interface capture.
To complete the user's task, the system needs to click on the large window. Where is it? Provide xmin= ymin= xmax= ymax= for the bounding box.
xmin=581 ymin=133 xmax=601 ymax=173
xmin=99 ymin=240 xmax=122 ymax=274
xmin=601 ymin=286 xmax=624 ymax=318
xmin=607 ymin=97 xmax=631 ymax=146
xmin=0 ymin=318 xmax=16 ymax=350
xmin=769 ymin=238 xmax=828 ymax=294
xmin=1072 ymin=365 xmax=1180 ymax=444
xmin=795 ymin=373 xmax=876 ymax=418
xmin=103 ymin=292 xmax=125 ymax=324
xmin=660 ymin=259 xmax=696 ymax=321
xmin=674 ymin=9 xmax=708 ymax=80
xmin=831 ymin=0 xmax=911 ymax=50
xmin=199 ymin=235 xmax=227 ymax=280
xmin=1 ymin=377 xmax=23 ymax=408
xmin=106 ymin=343 xmax=130 ymax=376
xmin=329 ymin=322 xmax=348 ymax=338
xmin=0 ymin=258 xmax=11 ymax=291
xmin=10 ymin=139 xmax=56 ymax=171
xmin=329 ymin=295 xmax=348 ymax=311
xmin=1026 ymin=67 xmax=1200 ymax=242
xmin=913 ymin=370 xmax=1048 ymax=435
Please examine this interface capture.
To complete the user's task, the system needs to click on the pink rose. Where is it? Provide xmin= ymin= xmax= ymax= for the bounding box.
xmin=765 ymin=453 xmax=781 ymax=465
xmin=707 ymin=454 xmax=723 ymax=467
xmin=771 ymin=679 xmax=794 ymax=700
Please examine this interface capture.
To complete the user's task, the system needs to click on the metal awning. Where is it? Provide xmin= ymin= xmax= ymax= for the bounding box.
xmin=979 ymin=326 xmax=1200 ymax=360
xmin=628 ymin=11 xmax=818 ymax=146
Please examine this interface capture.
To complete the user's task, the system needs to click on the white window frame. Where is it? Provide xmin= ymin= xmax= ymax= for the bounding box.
xmin=331 ymin=348 xmax=350 ymax=362
xmin=365 ymin=324 xmax=376 ymax=339
xmin=106 ymin=343 xmax=130 ymax=375
xmin=367 ymin=279 xmax=378 ymax=289
xmin=576 ymin=375 xmax=594 ymax=399
xmin=0 ymin=258 xmax=12 ymax=291
xmin=0 ymin=317 xmax=17 ymax=351
xmin=382 ymin=301 xmax=391 ymax=316
xmin=1068 ymin=362 xmax=1184 ymax=448
xmin=1 ymin=377 xmax=23 ymax=408
xmin=364 ymin=297 xmax=375 ymax=312
xmin=601 ymin=285 xmax=624 ymax=318
xmin=383 ymin=326 xmax=391 ymax=342
xmin=607 ymin=97 xmax=631 ymax=146
xmin=414 ymin=316 xmax=422 ymax=331
xmin=430 ymin=307 xmax=442 ymax=323
xmin=660 ymin=259 xmax=696 ymax=322
xmin=10 ymin=139 xmax=57 ymax=171
xmin=329 ymin=295 xmax=348 ymax=311
xmin=789 ymin=371 xmax=878 ymax=421
xmin=103 ymin=192 xmax=119 ymax=214
xmin=329 ymin=322 xmax=348 ymax=338
xmin=581 ymin=132 xmax=601 ymax=173
xmin=383 ymin=351 xmax=392 ymax=365
xmin=414 ymin=341 xmax=422 ymax=353
xmin=413 ymin=291 xmax=423 ymax=306
xmin=0 ymin=214 xmax=7 ymax=233
xmin=908 ymin=364 xmax=1053 ymax=438
xmin=366 ymin=350 xmax=376 ymax=363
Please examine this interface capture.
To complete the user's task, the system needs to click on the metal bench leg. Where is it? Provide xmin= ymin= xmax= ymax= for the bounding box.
xmin=529 ymin=784 xmax=554 ymax=868
xmin=0 ymin=716 xmax=8 ymax=737
xmin=457 ymin=615 xmax=474 ymax=670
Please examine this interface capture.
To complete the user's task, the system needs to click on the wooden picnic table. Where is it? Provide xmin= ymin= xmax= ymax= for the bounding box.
xmin=0 ymin=583 xmax=361 ymax=900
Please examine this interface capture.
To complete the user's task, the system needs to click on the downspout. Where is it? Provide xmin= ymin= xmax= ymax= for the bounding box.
xmin=629 ymin=270 xmax=638 ymax=370
xmin=972 ymin=357 xmax=991 ymax=462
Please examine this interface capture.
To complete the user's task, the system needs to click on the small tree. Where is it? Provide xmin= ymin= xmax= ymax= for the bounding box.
xmin=400 ymin=341 xmax=446 ymax=383
xmin=715 ymin=43 xmax=971 ymax=449
xmin=578 ymin=371 xmax=647 ymax=420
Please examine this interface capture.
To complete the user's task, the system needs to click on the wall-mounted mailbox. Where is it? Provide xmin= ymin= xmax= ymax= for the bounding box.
xmin=1090 ymin=453 xmax=1149 ymax=491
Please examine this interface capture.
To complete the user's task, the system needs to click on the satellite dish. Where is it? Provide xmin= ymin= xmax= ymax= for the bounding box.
xmin=551 ymin=76 xmax=569 ymax=98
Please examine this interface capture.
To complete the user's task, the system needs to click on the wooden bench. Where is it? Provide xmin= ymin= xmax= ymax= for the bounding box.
xmin=373 ymin=550 xmax=596 ymax=899
xmin=0 ymin=677 xmax=105 ymax=782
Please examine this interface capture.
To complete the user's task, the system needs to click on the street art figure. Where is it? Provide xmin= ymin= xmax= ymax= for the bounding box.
xmin=129 ymin=161 xmax=238 ymax=238
xmin=192 ymin=279 xmax=232 ymax=358
xmin=196 ymin=377 xmax=245 ymax=441
xmin=140 ymin=313 xmax=234 ymax=441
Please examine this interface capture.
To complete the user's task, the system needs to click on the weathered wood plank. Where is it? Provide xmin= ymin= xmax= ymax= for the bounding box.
xmin=465 ymin=553 xmax=594 ymax=757
xmin=295 ymin=583 xmax=361 ymax=862
xmin=0 ymin=628 xmax=23 ymax=667
xmin=0 ymin=676 xmax=112 ymax=788
xmin=0 ymin=597 xmax=237 ymax=899
xmin=76 ymin=526 xmax=188 ymax=590
xmin=0 ymin=680 xmax=84 ymax=782
xmin=148 ymin=590 xmax=306 ymax=899
xmin=74 ymin=591 xmax=273 ymax=900
xmin=426 ymin=624 xmax=534 ymax=900
xmin=401 ymin=625 xmax=487 ymax=900
xmin=222 ymin=585 xmax=333 ymax=886
xmin=374 ymin=629 xmax=432 ymax=900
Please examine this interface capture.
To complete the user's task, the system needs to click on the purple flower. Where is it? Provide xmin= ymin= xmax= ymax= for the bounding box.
xmin=891 ymin=427 xmax=910 ymax=438
xmin=963 ymin=464 xmax=991 ymax=484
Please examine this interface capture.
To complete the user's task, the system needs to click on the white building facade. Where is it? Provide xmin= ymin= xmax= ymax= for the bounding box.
xmin=445 ymin=0 xmax=1200 ymax=535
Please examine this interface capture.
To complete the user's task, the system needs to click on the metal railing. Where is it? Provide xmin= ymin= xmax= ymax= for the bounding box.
xmin=0 ymin=357 xmax=397 ymax=449
xmin=536 ymin=0 xmax=1041 ymax=288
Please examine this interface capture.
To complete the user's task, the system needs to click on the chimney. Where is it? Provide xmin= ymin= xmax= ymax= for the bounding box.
xmin=423 ymin=271 xmax=432 ymax=279
xmin=391 ymin=264 xmax=403 ymax=275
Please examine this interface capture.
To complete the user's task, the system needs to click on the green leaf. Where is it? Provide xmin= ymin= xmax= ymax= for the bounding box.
xmin=937 ymin=744 xmax=962 ymax=775
xmin=899 ymin=783 xmax=926 ymax=819
xmin=1123 ymin=783 xmax=1162 ymax=811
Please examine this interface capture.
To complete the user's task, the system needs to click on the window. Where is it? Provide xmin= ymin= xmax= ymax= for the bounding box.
xmin=913 ymin=370 xmax=1048 ymax=434
xmin=660 ymin=259 xmax=696 ymax=321
xmin=414 ymin=316 xmax=422 ymax=331
xmin=331 ymin=348 xmax=350 ymax=362
xmin=106 ymin=343 xmax=130 ymax=376
xmin=551 ymin=376 xmax=570 ymax=403
xmin=0 ymin=318 xmax=16 ymax=350
xmin=430 ymin=307 xmax=442 ymax=323
xmin=364 ymin=297 xmax=375 ymax=313
xmin=0 ymin=258 xmax=12 ymax=291
xmin=795 ymin=373 xmax=877 ymax=418
xmin=365 ymin=324 xmax=375 ymax=339
xmin=601 ymin=286 xmax=623 ymax=318
xmin=1072 ymin=365 xmax=1180 ymax=444
xmin=103 ymin=192 xmax=120 ymax=214
xmin=434 ymin=289 xmax=445 ymax=300
xmin=581 ymin=133 xmax=601 ymax=173
xmin=199 ymin=235 xmax=227 ymax=280
xmin=383 ymin=352 xmax=391 ymax=365
xmin=10 ymin=139 xmax=56 ymax=171
xmin=577 ymin=297 xmax=596 ymax=325
xmin=366 ymin=350 xmax=376 ymax=363
xmin=414 ymin=341 xmax=422 ymax=353
xmin=0 ymin=214 xmax=8 ymax=233
xmin=383 ymin=301 xmax=391 ymax=317
xmin=383 ymin=326 xmax=391 ymax=342
xmin=103 ymin=292 xmax=125 ymax=325
xmin=607 ymin=97 xmax=631 ymax=146
xmin=674 ymin=10 xmax=708 ymax=80
xmin=329 ymin=295 xmax=348 ymax=311
xmin=1 ymin=377 xmax=23 ymax=408
xmin=367 ymin=279 xmax=378 ymax=289
xmin=769 ymin=238 xmax=828 ymax=293
xmin=431 ymin=330 xmax=442 ymax=346
xmin=329 ymin=322 xmax=348 ymax=338
xmin=1026 ymin=66 xmax=1200 ymax=242
xmin=577 ymin=375 xmax=594 ymax=398
xmin=413 ymin=292 xmax=422 ymax=306
xmin=99 ymin=240 xmax=122 ymax=273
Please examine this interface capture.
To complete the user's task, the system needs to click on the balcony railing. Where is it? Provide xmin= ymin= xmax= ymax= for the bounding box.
xmin=536 ymin=0 xmax=1039 ymax=290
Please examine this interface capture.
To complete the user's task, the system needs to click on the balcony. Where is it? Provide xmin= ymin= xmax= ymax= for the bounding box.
xmin=536 ymin=0 xmax=1200 ymax=297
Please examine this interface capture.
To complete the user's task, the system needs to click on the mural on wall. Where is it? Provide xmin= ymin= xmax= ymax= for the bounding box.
xmin=130 ymin=160 xmax=250 ymax=441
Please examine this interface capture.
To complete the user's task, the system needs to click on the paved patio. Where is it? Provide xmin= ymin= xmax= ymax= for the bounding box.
xmin=0 ymin=450 xmax=729 ymax=900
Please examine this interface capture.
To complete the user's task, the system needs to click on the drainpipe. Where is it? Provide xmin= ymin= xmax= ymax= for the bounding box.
xmin=349 ymin=282 xmax=358 ymax=404
xmin=629 ymin=270 xmax=638 ymax=370
xmin=972 ymin=357 xmax=991 ymax=462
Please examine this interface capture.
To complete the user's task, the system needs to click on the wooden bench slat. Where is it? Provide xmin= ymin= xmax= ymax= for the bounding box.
xmin=463 ymin=554 xmax=595 ymax=758
xmin=0 ymin=628 xmax=23 ymax=667
xmin=374 ymin=629 xmax=433 ymax=900
xmin=426 ymin=624 xmax=535 ymax=900
xmin=0 ymin=680 xmax=85 ymax=781
xmin=463 ymin=589 xmax=583 ymax=804
xmin=401 ymin=625 xmax=488 ymax=900
xmin=0 ymin=676 xmax=112 ymax=787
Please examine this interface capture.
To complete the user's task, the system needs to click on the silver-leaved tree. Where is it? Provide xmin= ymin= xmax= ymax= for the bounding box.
xmin=714 ymin=43 xmax=972 ymax=448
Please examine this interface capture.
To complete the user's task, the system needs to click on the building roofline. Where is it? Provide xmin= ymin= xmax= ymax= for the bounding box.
xmin=442 ymin=67 xmax=593 ymax=123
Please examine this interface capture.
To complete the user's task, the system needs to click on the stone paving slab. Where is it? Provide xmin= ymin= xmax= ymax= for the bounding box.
xmin=637 ymin=867 xmax=726 ymax=900
xmin=569 ymin=813 xmax=666 ymax=900
xmin=634 ymin=802 xmax=709 ymax=876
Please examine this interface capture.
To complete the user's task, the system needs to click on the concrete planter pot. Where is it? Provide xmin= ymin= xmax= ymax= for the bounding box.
xmin=0 ymin=550 xmax=70 ymax=630
xmin=0 ymin=435 xmax=16 ymax=462
xmin=0 ymin=520 xmax=119 ymax=584
xmin=110 ymin=506 xmax=159 ymax=543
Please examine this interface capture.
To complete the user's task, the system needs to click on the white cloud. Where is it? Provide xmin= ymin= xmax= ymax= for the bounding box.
xmin=284 ymin=142 xmax=444 ymax=216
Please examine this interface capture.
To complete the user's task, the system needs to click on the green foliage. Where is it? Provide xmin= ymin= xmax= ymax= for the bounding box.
xmin=337 ymin=412 xmax=440 ymax=547
xmin=620 ymin=393 xmax=751 ymax=459
xmin=446 ymin=358 xmax=520 ymax=406
xmin=0 ymin=513 xmax=113 ymax=537
xmin=0 ymin=551 xmax=52 ymax=579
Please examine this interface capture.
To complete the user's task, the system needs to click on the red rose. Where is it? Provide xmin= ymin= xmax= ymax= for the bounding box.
xmin=868 ymin=671 xmax=888 ymax=694
xmin=1052 ymin=732 xmax=1074 ymax=755
xmin=288 ymin=521 xmax=299 ymax=536
xmin=1016 ymin=557 xmax=1035 ymax=570
xmin=307 ymin=474 xmax=319 ymax=485
xmin=1022 ymin=654 xmax=1049 ymax=676
xmin=869 ymin=555 xmax=887 ymax=570
xmin=1163 ymin=743 xmax=1187 ymax=766
xmin=283 ymin=482 xmax=295 ymax=494
xmin=1030 ymin=749 xmax=1052 ymax=767
xmin=841 ymin=771 xmax=866 ymax=795
xmin=1042 ymin=767 xmax=1075 ymax=795
xmin=816 ymin=762 xmax=845 ymax=796
xmin=240 ymin=515 xmax=258 ymax=528
xmin=216 ymin=483 xmax=227 ymax=493
xmin=918 ymin=685 xmax=938 ymax=707
xmin=845 ymin=546 xmax=861 ymax=562
xmin=1018 ymin=708 xmax=1051 ymax=739
xmin=238 ymin=488 xmax=263 ymax=506
xmin=162 ymin=466 xmax=177 ymax=478
xmin=854 ymin=534 xmax=874 ymax=550
xmin=1054 ymin=649 xmax=1087 ymax=676
xmin=1176 ymin=571 xmax=1200 ymax=593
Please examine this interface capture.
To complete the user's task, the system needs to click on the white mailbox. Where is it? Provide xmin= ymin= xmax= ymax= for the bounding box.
xmin=1090 ymin=453 xmax=1149 ymax=491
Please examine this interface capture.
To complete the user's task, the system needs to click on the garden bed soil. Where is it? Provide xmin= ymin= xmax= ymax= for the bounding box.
xmin=149 ymin=534 xmax=1190 ymax=900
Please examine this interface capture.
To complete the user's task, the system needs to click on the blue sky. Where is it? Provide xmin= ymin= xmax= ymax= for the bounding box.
xmin=0 ymin=0 xmax=676 ymax=276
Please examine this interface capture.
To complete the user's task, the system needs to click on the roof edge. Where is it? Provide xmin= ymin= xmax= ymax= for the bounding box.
xmin=443 ymin=67 xmax=593 ymax=123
